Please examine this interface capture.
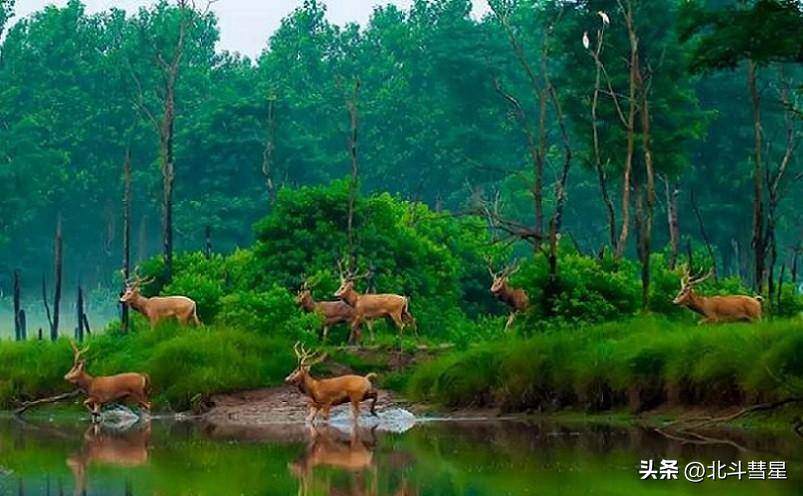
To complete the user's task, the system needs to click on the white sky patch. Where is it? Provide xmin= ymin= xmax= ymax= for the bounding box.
xmin=10 ymin=0 xmax=492 ymax=58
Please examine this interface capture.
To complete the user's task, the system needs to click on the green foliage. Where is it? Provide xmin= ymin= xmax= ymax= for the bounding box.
xmin=408 ymin=317 xmax=803 ymax=411
xmin=0 ymin=324 xmax=296 ymax=411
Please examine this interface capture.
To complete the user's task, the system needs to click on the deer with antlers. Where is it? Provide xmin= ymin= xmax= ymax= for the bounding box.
xmin=334 ymin=259 xmax=415 ymax=344
xmin=296 ymin=276 xmax=356 ymax=342
xmin=286 ymin=342 xmax=379 ymax=425
xmin=64 ymin=340 xmax=151 ymax=423
xmin=487 ymin=259 xmax=529 ymax=330
xmin=119 ymin=271 xmax=201 ymax=326
xmin=673 ymin=265 xmax=763 ymax=323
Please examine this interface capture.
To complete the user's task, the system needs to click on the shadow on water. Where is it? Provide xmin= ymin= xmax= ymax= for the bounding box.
xmin=0 ymin=415 xmax=801 ymax=495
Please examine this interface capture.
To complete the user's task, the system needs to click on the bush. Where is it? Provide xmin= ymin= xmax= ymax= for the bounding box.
xmin=407 ymin=317 xmax=803 ymax=412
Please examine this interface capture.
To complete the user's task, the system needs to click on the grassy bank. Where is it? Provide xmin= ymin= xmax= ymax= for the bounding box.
xmin=407 ymin=317 xmax=803 ymax=413
xmin=0 ymin=324 xmax=296 ymax=411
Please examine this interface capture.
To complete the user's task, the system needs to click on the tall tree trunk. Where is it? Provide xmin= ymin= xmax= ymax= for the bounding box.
xmin=663 ymin=177 xmax=680 ymax=269
xmin=615 ymin=1 xmax=639 ymax=260
xmin=122 ymin=151 xmax=131 ymax=334
xmin=160 ymin=81 xmax=175 ymax=282
xmin=346 ymin=79 xmax=360 ymax=270
xmin=262 ymin=97 xmax=277 ymax=205
xmin=204 ymin=225 xmax=212 ymax=259
xmin=51 ymin=215 xmax=63 ymax=341
xmin=13 ymin=269 xmax=21 ymax=341
xmin=748 ymin=59 xmax=765 ymax=291
xmin=76 ymin=284 xmax=85 ymax=342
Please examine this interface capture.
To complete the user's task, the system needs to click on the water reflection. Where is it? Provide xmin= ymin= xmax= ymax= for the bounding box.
xmin=66 ymin=422 xmax=151 ymax=496
xmin=0 ymin=416 xmax=800 ymax=496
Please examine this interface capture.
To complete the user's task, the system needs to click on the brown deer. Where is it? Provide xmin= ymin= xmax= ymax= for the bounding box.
xmin=334 ymin=260 xmax=416 ymax=344
xmin=64 ymin=340 xmax=151 ymax=423
xmin=487 ymin=260 xmax=529 ymax=330
xmin=119 ymin=272 xmax=201 ymax=326
xmin=67 ymin=422 xmax=151 ymax=496
xmin=296 ymin=276 xmax=356 ymax=342
xmin=673 ymin=265 xmax=763 ymax=323
xmin=285 ymin=342 xmax=379 ymax=425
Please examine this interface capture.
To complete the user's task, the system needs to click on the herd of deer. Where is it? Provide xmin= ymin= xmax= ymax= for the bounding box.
xmin=62 ymin=260 xmax=763 ymax=425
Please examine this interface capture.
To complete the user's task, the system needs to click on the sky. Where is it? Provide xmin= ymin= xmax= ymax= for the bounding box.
xmin=11 ymin=0 xmax=492 ymax=58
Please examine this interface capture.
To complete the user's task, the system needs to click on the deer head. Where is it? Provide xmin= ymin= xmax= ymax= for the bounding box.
xmin=487 ymin=259 xmax=520 ymax=295
xmin=673 ymin=265 xmax=713 ymax=305
xmin=120 ymin=270 xmax=154 ymax=304
xmin=285 ymin=342 xmax=327 ymax=385
xmin=64 ymin=339 xmax=90 ymax=383
xmin=296 ymin=275 xmax=322 ymax=304
xmin=334 ymin=258 xmax=369 ymax=299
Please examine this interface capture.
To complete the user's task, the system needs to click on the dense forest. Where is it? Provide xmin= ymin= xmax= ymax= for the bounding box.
xmin=0 ymin=0 xmax=801 ymax=336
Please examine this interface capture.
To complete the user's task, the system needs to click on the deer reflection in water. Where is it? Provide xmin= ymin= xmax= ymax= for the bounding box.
xmin=66 ymin=422 xmax=151 ymax=496
xmin=290 ymin=426 xmax=417 ymax=496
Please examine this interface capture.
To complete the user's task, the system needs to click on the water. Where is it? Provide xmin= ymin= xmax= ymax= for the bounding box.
xmin=0 ymin=416 xmax=800 ymax=495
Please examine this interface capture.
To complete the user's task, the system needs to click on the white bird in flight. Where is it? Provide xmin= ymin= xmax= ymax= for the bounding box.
xmin=582 ymin=31 xmax=590 ymax=49
xmin=598 ymin=11 xmax=610 ymax=25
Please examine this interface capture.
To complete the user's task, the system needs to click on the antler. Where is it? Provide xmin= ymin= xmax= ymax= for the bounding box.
xmin=485 ymin=257 xmax=498 ymax=278
xmin=293 ymin=342 xmax=327 ymax=367
xmin=69 ymin=339 xmax=89 ymax=364
xmin=336 ymin=256 xmax=369 ymax=282
xmin=125 ymin=267 xmax=155 ymax=289
xmin=689 ymin=268 xmax=713 ymax=285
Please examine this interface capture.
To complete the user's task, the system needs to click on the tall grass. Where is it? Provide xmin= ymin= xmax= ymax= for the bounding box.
xmin=407 ymin=317 xmax=803 ymax=412
xmin=0 ymin=323 xmax=297 ymax=411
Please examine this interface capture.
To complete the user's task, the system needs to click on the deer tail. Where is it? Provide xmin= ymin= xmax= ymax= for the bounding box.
xmin=754 ymin=295 xmax=765 ymax=303
xmin=402 ymin=297 xmax=415 ymax=324
xmin=365 ymin=372 xmax=378 ymax=382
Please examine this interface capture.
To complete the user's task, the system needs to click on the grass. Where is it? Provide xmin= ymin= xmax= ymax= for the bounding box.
xmin=0 ymin=322 xmax=297 ymax=411
xmin=407 ymin=316 xmax=803 ymax=413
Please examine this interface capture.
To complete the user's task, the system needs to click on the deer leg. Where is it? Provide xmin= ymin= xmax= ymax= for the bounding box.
xmin=350 ymin=319 xmax=363 ymax=346
xmin=504 ymin=312 xmax=516 ymax=331
xmin=366 ymin=320 xmax=375 ymax=342
xmin=350 ymin=396 xmax=361 ymax=425
xmin=365 ymin=390 xmax=379 ymax=416
xmin=698 ymin=317 xmax=715 ymax=325
xmin=305 ymin=404 xmax=318 ymax=425
xmin=321 ymin=325 xmax=329 ymax=343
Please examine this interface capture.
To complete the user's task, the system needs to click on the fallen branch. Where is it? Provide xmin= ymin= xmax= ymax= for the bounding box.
xmin=13 ymin=389 xmax=82 ymax=417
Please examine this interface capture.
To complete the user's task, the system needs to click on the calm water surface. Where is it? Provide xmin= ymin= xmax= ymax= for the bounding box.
xmin=0 ymin=416 xmax=800 ymax=495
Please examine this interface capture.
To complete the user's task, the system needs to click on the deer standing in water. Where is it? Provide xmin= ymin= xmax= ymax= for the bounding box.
xmin=296 ymin=276 xmax=356 ymax=342
xmin=285 ymin=342 xmax=379 ymax=425
xmin=334 ymin=259 xmax=415 ymax=344
xmin=63 ymin=340 xmax=151 ymax=423
xmin=119 ymin=272 xmax=201 ymax=326
xmin=673 ymin=265 xmax=763 ymax=323
xmin=487 ymin=260 xmax=529 ymax=330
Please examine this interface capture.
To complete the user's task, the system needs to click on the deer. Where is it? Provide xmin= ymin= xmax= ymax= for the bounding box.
xmin=487 ymin=259 xmax=529 ymax=330
xmin=67 ymin=422 xmax=151 ymax=496
xmin=673 ymin=265 xmax=763 ymax=324
xmin=285 ymin=342 xmax=379 ymax=425
xmin=119 ymin=271 xmax=201 ymax=326
xmin=64 ymin=340 xmax=152 ymax=423
xmin=296 ymin=276 xmax=357 ymax=342
xmin=334 ymin=259 xmax=416 ymax=344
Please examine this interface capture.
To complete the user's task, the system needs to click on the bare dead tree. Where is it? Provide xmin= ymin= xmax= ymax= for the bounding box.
xmin=661 ymin=175 xmax=680 ymax=269
xmin=488 ymin=1 xmax=547 ymax=240
xmin=122 ymin=151 xmax=132 ymax=334
xmin=690 ymin=188 xmax=717 ymax=278
xmin=50 ymin=215 xmax=63 ymax=341
xmin=13 ymin=269 xmax=22 ymax=341
xmin=747 ymin=59 xmax=765 ymax=291
xmin=261 ymin=95 xmax=277 ymax=204
xmin=127 ymin=0 xmax=205 ymax=282
xmin=585 ymin=12 xmax=618 ymax=248
xmin=764 ymin=72 xmax=799 ymax=302
xmin=615 ymin=0 xmax=640 ymax=260
xmin=346 ymin=79 xmax=361 ymax=271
